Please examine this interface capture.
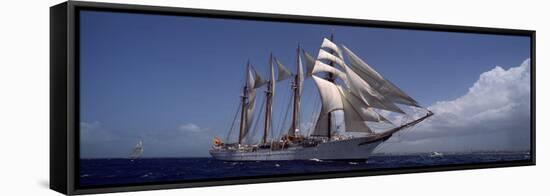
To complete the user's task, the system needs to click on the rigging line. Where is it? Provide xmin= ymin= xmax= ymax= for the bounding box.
xmin=270 ymin=101 xmax=275 ymax=140
xmin=278 ymin=92 xmax=292 ymax=138
xmin=225 ymin=68 xmax=248 ymax=142
xmin=298 ymin=82 xmax=312 ymax=134
xmin=224 ymin=71 xmax=247 ymax=143
xmin=269 ymin=109 xmax=276 ymax=141
xmin=253 ymin=97 xmax=267 ymax=143
xmin=397 ymin=119 xmax=420 ymax=142
xmin=249 ymin=95 xmax=265 ymax=144
xmin=225 ymin=100 xmax=242 ymax=142
xmin=277 ymin=88 xmax=293 ymax=138
xmin=378 ymin=129 xmax=413 ymax=155
xmin=274 ymin=86 xmax=291 ymax=137
xmin=397 ymin=107 xmax=421 ymax=137
xmin=268 ymin=89 xmax=279 ymax=141
xmin=381 ymin=115 xmax=422 ymax=147
xmin=376 ymin=128 xmax=410 ymax=151
xmin=376 ymin=141 xmax=392 ymax=152
xmin=306 ymin=90 xmax=321 ymax=136
xmin=305 ymin=87 xmax=317 ymax=135
xmin=398 ymin=116 xmax=409 ymax=137
xmin=397 ymin=109 xmax=412 ymax=127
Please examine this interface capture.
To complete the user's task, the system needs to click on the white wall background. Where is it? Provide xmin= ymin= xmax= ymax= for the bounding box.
xmin=0 ymin=0 xmax=546 ymax=195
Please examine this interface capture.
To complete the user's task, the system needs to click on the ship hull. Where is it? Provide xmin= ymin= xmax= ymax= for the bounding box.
xmin=209 ymin=136 xmax=384 ymax=161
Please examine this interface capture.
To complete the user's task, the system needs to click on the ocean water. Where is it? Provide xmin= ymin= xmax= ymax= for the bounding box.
xmin=80 ymin=153 xmax=530 ymax=187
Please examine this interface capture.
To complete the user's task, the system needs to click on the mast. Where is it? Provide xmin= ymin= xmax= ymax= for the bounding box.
xmin=238 ymin=63 xmax=250 ymax=145
xmin=262 ymin=54 xmax=274 ymax=144
xmin=326 ymin=33 xmax=335 ymax=140
xmin=290 ymin=45 xmax=301 ymax=137
xmin=238 ymin=85 xmax=246 ymax=144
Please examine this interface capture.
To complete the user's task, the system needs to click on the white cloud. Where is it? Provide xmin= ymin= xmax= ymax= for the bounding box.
xmin=178 ymin=123 xmax=206 ymax=133
xmin=427 ymin=59 xmax=530 ymax=132
xmin=80 ymin=121 xmax=101 ymax=130
xmin=80 ymin=121 xmax=132 ymax=158
xmin=80 ymin=121 xmax=114 ymax=142
xmin=428 ymin=59 xmax=530 ymax=129
xmin=380 ymin=59 xmax=531 ymax=153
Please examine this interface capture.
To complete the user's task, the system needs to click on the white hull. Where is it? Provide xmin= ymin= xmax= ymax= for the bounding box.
xmin=209 ymin=136 xmax=384 ymax=161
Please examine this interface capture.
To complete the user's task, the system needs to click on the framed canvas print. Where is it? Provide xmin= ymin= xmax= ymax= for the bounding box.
xmin=50 ymin=1 xmax=535 ymax=195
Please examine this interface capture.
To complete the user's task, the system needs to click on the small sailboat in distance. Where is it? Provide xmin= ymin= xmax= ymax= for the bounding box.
xmin=130 ymin=140 xmax=144 ymax=160
xmin=430 ymin=152 xmax=444 ymax=158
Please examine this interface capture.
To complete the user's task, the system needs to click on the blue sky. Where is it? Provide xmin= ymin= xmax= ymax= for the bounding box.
xmin=79 ymin=10 xmax=531 ymax=158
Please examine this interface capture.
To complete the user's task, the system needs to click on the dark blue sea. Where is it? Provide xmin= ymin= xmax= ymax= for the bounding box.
xmin=80 ymin=153 xmax=530 ymax=187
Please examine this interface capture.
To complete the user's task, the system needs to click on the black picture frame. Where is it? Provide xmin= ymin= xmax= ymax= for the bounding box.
xmin=50 ymin=1 xmax=536 ymax=195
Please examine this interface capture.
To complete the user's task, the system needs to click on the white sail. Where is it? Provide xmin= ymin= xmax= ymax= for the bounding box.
xmin=297 ymin=51 xmax=305 ymax=96
xmin=311 ymin=76 xmax=344 ymax=136
xmin=312 ymin=60 xmax=348 ymax=86
xmin=338 ymin=86 xmax=390 ymax=124
xmin=270 ymin=58 xmax=276 ymax=95
xmin=343 ymin=64 xmax=405 ymax=114
xmin=312 ymin=75 xmax=343 ymax=115
xmin=243 ymin=68 xmax=257 ymax=137
xmin=275 ymin=58 xmax=292 ymax=82
xmin=246 ymin=67 xmax=255 ymax=92
xmin=341 ymin=98 xmax=373 ymax=133
xmin=341 ymin=46 xmax=383 ymax=83
xmin=341 ymin=104 xmax=373 ymax=134
xmin=317 ymin=49 xmax=346 ymax=68
xmin=303 ymin=50 xmax=316 ymax=77
xmin=341 ymin=45 xmax=420 ymax=107
xmin=312 ymin=112 xmax=330 ymax=137
xmin=252 ymin=67 xmax=268 ymax=88
xmin=321 ymin=38 xmax=343 ymax=59
xmin=244 ymin=93 xmax=256 ymax=137
xmin=383 ymin=79 xmax=421 ymax=107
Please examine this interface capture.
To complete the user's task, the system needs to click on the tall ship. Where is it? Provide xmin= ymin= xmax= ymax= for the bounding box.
xmin=210 ymin=35 xmax=433 ymax=161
